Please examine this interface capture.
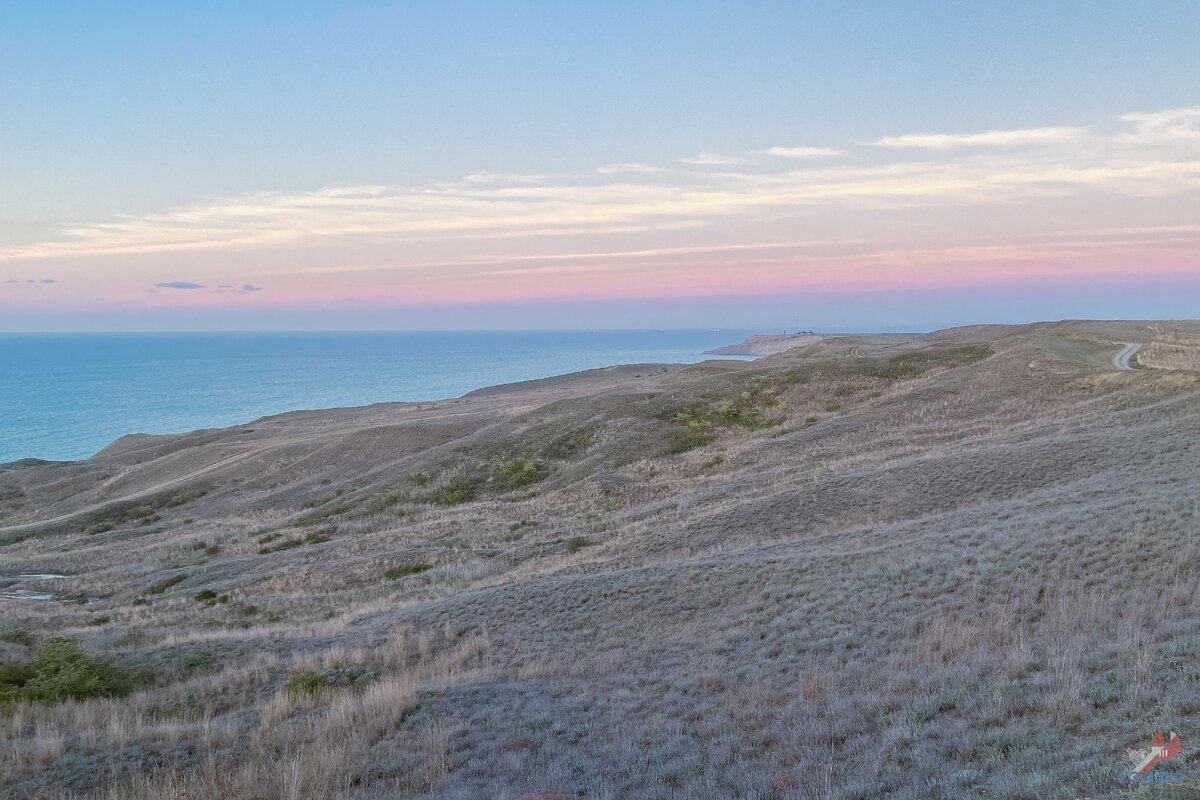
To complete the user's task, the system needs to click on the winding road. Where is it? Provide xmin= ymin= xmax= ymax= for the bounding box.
xmin=1112 ymin=342 xmax=1141 ymax=371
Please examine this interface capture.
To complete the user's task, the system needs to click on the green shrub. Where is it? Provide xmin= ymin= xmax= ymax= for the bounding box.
xmin=283 ymin=668 xmax=328 ymax=699
xmin=194 ymin=590 xmax=219 ymax=604
xmin=434 ymin=477 xmax=476 ymax=506
xmin=384 ymin=563 xmax=430 ymax=579
xmin=492 ymin=458 xmax=548 ymax=491
xmin=324 ymin=663 xmax=376 ymax=692
xmin=780 ymin=367 xmax=811 ymax=385
xmin=565 ymin=536 xmax=591 ymax=554
xmin=146 ymin=574 xmax=186 ymax=594
xmin=258 ymin=538 xmax=302 ymax=554
xmin=284 ymin=664 xmax=375 ymax=700
xmin=131 ymin=597 xmax=148 ymax=607
xmin=0 ymin=628 xmax=35 ymax=647
xmin=363 ymin=490 xmax=404 ymax=514
xmin=87 ymin=616 xmax=110 ymax=626
xmin=181 ymin=650 xmax=214 ymax=670
xmin=663 ymin=429 xmax=714 ymax=455
xmin=303 ymin=529 xmax=334 ymax=545
xmin=0 ymin=638 xmax=134 ymax=704
xmin=258 ymin=528 xmax=333 ymax=554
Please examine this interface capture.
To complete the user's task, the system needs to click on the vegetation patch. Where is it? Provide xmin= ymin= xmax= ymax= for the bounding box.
xmin=258 ymin=528 xmax=334 ymax=554
xmin=663 ymin=428 xmax=715 ymax=455
xmin=146 ymin=573 xmax=187 ymax=594
xmin=0 ymin=638 xmax=135 ymax=704
xmin=543 ymin=426 xmax=598 ymax=459
xmin=181 ymin=649 xmax=214 ymax=670
xmin=292 ymin=500 xmax=351 ymax=526
xmin=74 ymin=487 xmax=209 ymax=536
xmin=284 ymin=663 xmax=376 ymax=699
xmin=383 ymin=563 xmax=431 ymax=579
xmin=0 ymin=628 xmax=35 ymax=647
xmin=565 ymin=535 xmax=592 ymax=554
xmin=491 ymin=458 xmax=548 ymax=491
xmin=844 ymin=344 xmax=992 ymax=381
xmin=433 ymin=476 xmax=476 ymax=506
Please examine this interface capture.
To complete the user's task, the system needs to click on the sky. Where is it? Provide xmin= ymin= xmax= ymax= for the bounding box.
xmin=1 ymin=1 xmax=1198 ymax=331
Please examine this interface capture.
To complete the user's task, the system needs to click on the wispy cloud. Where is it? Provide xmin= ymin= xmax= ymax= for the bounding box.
xmin=763 ymin=146 xmax=843 ymax=159
xmin=596 ymin=162 xmax=669 ymax=174
xmin=870 ymin=125 xmax=1088 ymax=149
xmin=680 ymin=152 xmax=747 ymax=165
xmin=3 ymin=278 xmax=58 ymax=286
xmin=1 ymin=107 xmax=1197 ymax=307
xmin=1120 ymin=106 xmax=1200 ymax=142
xmin=4 ymin=110 xmax=1196 ymax=264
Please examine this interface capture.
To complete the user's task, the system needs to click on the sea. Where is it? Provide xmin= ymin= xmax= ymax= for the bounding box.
xmin=0 ymin=330 xmax=756 ymax=463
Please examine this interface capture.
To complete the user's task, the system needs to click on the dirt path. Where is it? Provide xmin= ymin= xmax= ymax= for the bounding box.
xmin=0 ymin=450 xmax=257 ymax=535
xmin=1112 ymin=342 xmax=1141 ymax=371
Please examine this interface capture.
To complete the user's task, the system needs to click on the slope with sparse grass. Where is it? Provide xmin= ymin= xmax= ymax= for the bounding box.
xmin=1 ymin=321 xmax=1199 ymax=800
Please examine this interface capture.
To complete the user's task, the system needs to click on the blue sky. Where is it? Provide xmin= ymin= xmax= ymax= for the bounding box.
xmin=1 ymin=1 xmax=1198 ymax=330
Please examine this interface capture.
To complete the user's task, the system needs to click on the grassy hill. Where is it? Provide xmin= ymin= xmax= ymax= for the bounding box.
xmin=1 ymin=320 xmax=1199 ymax=799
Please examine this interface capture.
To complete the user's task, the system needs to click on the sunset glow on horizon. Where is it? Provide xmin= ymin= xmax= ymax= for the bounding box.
xmin=2 ymin=3 xmax=1198 ymax=330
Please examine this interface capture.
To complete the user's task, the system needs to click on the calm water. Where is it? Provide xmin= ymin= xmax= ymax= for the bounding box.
xmin=0 ymin=330 xmax=754 ymax=463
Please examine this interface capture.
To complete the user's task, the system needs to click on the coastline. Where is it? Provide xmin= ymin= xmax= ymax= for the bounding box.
xmin=0 ymin=329 xmax=758 ymax=464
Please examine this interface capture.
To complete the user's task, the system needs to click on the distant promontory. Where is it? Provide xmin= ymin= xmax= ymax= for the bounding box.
xmin=705 ymin=333 xmax=823 ymax=356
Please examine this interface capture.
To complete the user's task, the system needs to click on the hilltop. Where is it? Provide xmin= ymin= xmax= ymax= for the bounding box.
xmin=1 ymin=320 xmax=1199 ymax=799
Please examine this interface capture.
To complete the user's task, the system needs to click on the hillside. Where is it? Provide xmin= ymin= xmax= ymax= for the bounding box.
xmin=703 ymin=332 xmax=824 ymax=356
xmin=2 ymin=320 xmax=1199 ymax=799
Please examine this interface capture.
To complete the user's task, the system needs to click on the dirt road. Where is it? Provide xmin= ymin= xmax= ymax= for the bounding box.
xmin=1113 ymin=342 xmax=1141 ymax=371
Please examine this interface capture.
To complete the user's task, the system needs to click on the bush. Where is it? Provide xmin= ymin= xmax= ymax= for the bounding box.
xmin=565 ymin=536 xmax=591 ymax=554
xmin=194 ymin=590 xmax=219 ymax=603
xmin=663 ymin=429 xmax=714 ymax=455
xmin=0 ymin=638 xmax=134 ymax=704
xmin=181 ymin=650 xmax=214 ymax=670
xmin=0 ymin=628 xmax=35 ymax=647
xmin=87 ymin=616 xmax=110 ymax=626
xmin=146 ymin=574 xmax=187 ymax=594
xmin=492 ymin=459 xmax=547 ymax=491
xmin=258 ymin=529 xmax=334 ymax=554
xmin=434 ymin=477 xmax=475 ymax=506
xmin=384 ymin=563 xmax=430 ymax=579
xmin=283 ymin=668 xmax=328 ymax=699
xmin=284 ymin=664 xmax=375 ymax=700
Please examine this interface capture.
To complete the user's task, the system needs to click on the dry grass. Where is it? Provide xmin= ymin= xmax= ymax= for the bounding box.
xmin=2 ymin=321 xmax=1200 ymax=799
